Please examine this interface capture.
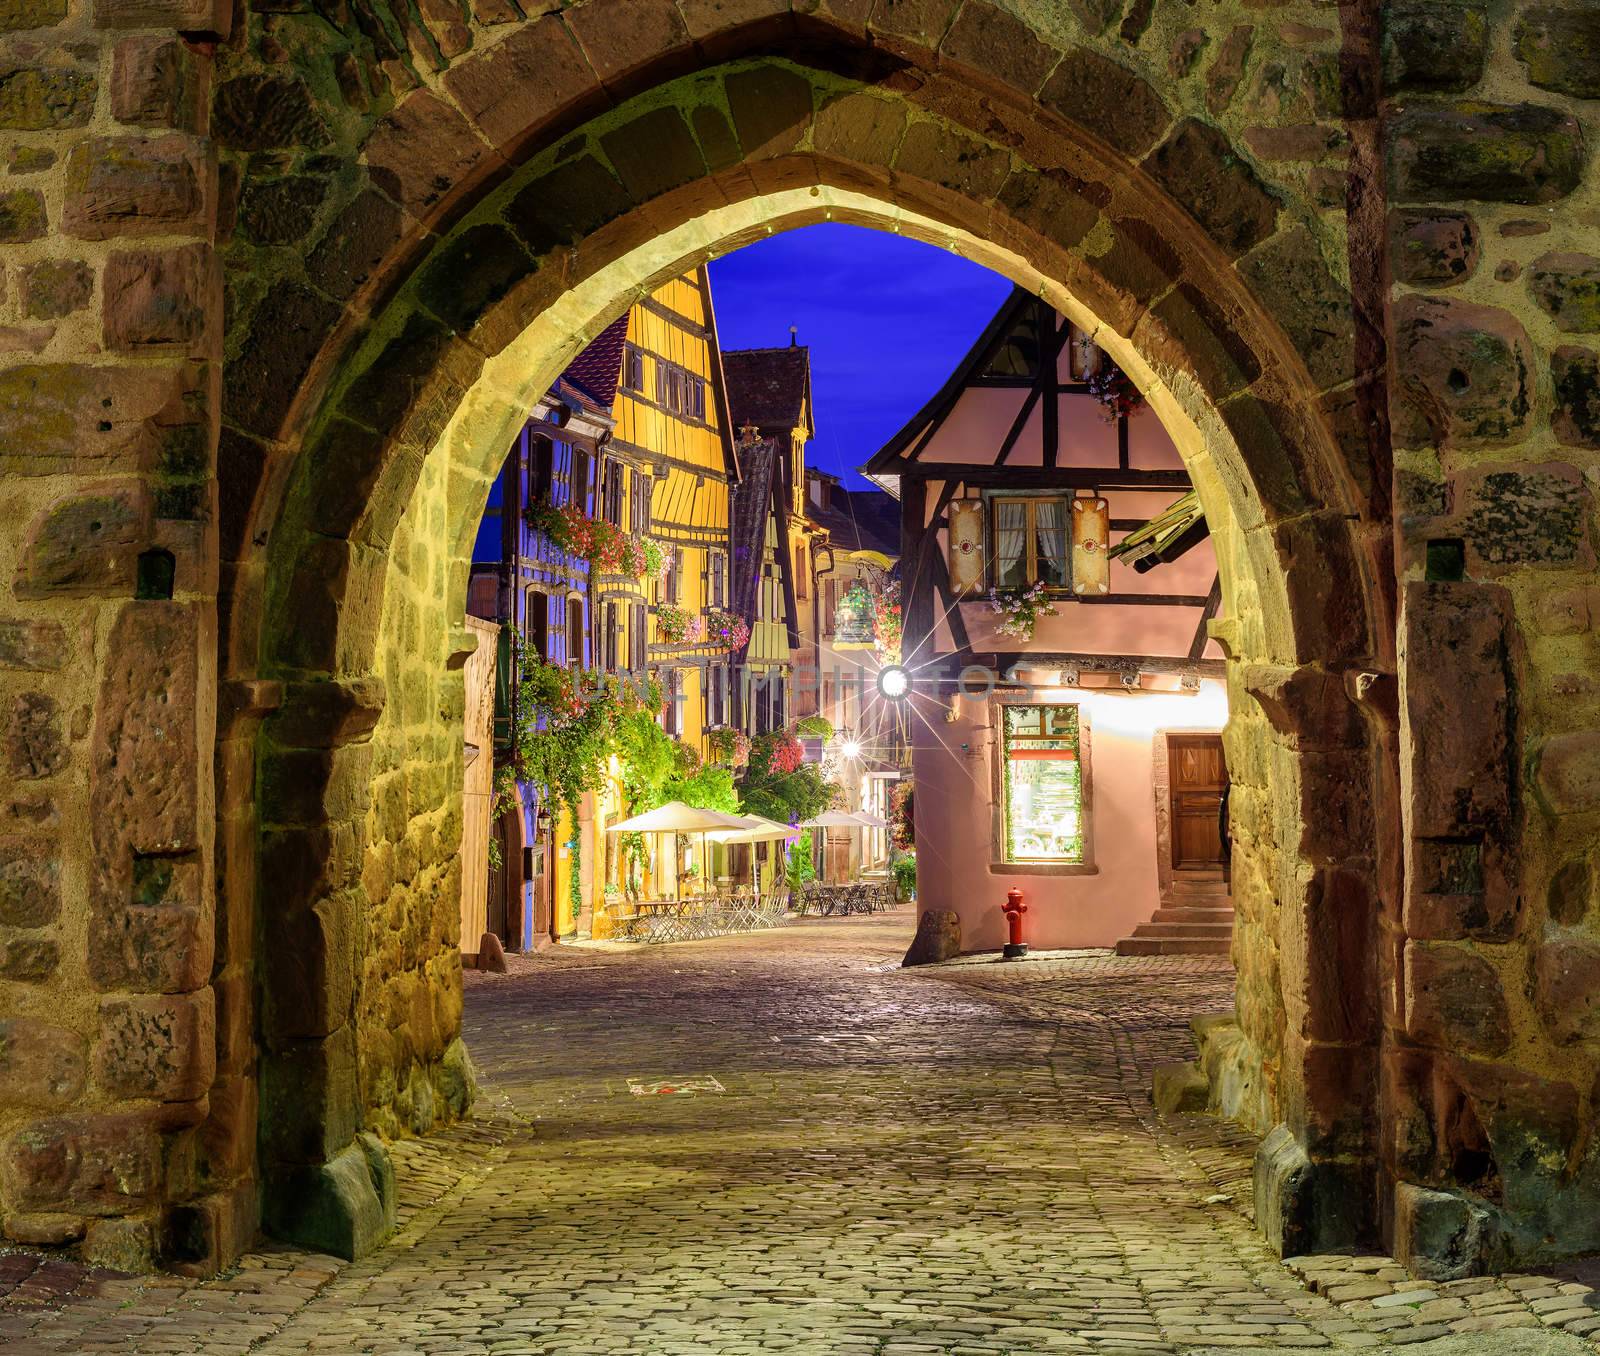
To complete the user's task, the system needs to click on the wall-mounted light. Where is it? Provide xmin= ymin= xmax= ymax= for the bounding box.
xmin=877 ymin=664 xmax=910 ymax=701
xmin=840 ymin=738 xmax=862 ymax=759
xmin=1121 ymin=671 xmax=1141 ymax=689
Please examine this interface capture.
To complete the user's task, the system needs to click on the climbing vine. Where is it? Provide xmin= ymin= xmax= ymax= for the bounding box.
xmin=503 ymin=657 xmax=662 ymax=926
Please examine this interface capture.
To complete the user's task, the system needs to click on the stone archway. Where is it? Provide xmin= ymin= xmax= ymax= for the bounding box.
xmin=218 ymin=18 xmax=1393 ymax=1262
xmin=3 ymin=0 xmax=1592 ymax=1284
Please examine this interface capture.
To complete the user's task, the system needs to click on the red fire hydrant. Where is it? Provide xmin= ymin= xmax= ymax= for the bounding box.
xmin=1001 ymin=887 xmax=1028 ymax=960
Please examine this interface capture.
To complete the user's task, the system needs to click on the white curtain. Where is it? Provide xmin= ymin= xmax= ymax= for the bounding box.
xmin=1034 ymin=499 xmax=1068 ymax=586
xmin=996 ymin=502 xmax=1027 ymax=587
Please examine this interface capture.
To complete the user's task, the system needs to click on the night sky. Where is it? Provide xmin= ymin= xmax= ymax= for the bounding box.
xmin=709 ymin=224 xmax=1013 ymax=489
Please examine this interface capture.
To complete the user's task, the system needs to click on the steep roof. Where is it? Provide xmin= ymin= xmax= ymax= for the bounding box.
xmin=722 ymin=345 xmax=812 ymax=436
xmin=561 ymin=313 xmax=631 ymax=411
xmin=808 ymin=483 xmax=899 ymax=560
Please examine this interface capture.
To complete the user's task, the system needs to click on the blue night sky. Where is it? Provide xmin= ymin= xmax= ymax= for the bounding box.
xmin=709 ymin=224 xmax=1013 ymax=489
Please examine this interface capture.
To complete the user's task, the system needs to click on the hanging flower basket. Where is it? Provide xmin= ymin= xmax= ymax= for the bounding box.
xmin=707 ymin=725 xmax=751 ymax=768
xmin=641 ymin=537 xmax=669 ymax=582
xmin=989 ymin=581 xmax=1058 ymax=641
xmin=1086 ymin=360 xmax=1146 ymax=423
xmin=834 ymin=580 xmax=875 ymax=645
xmin=757 ymin=728 xmax=804 ymax=775
xmin=871 ymin=580 xmax=902 ymax=664
xmin=655 ymin=604 xmax=702 ymax=645
xmin=704 ymin=608 xmax=750 ymax=652
xmin=794 ymin=714 xmax=833 ymax=741
xmin=527 ymin=499 xmax=653 ymax=577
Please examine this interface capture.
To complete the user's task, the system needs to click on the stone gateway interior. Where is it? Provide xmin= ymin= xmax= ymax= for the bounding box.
xmin=1 ymin=0 xmax=1598 ymax=1302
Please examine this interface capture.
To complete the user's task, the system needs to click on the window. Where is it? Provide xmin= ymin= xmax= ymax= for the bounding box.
xmin=705 ymin=664 xmax=727 ymax=728
xmin=796 ymin=544 xmax=807 ymax=598
xmin=570 ymin=448 xmax=591 ymax=510
xmin=708 ymin=550 xmax=726 ymax=608
xmin=654 ymin=360 xmax=707 ymax=420
xmin=623 ymin=344 xmax=644 ymax=392
xmin=1002 ymin=705 xmax=1084 ymax=864
xmin=566 ymin=597 xmax=585 ymax=669
xmin=601 ymin=460 xmax=624 ymax=526
xmin=992 ymin=496 xmax=1069 ymax=590
xmin=663 ymin=668 xmax=681 ymax=737
xmin=630 ymin=471 xmax=648 ymax=535
xmin=525 ymin=589 xmax=549 ymax=660
xmin=603 ymin=601 xmax=618 ymax=670
xmin=531 ymin=436 xmax=554 ymax=504
xmin=630 ymin=603 xmax=646 ymax=672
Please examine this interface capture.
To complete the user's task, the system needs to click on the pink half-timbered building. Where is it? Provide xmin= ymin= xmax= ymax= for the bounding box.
xmin=866 ymin=288 xmax=1232 ymax=956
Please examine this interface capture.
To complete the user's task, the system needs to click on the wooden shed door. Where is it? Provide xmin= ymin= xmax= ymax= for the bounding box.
xmin=1169 ymin=734 xmax=1227 ymax=869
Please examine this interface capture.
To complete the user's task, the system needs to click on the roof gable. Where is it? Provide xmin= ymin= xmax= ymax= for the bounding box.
xmin=722 ymin=346 xmax=813 ymax=436
xmin=561 ymin=313 xmax=631 ymax=411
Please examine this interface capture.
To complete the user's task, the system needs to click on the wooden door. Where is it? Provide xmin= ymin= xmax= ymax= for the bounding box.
xmin=1169 ymin=734 xmax=1227 ymax=869
xmin=486 ymin=815 xmax=510 ymax=944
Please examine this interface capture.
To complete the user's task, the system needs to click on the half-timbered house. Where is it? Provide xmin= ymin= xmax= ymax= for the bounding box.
xmin=468 ymin=315 xmax=650 ymax=947
xmin=864 ymin=287 xmax=1232 ymax=955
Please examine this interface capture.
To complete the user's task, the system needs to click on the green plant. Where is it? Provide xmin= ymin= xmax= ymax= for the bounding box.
xmin=784 ymin=829 xmax=816 ymax=888
xmin=892 ymin=852 xmax=917 ymax=900
xmin=794 ymin=714 xmax=833 ymax=740
xmin=737 ymin=759 xmax=832 ymax=826
xmin=504 ymin=658 xmax=661 ymax=928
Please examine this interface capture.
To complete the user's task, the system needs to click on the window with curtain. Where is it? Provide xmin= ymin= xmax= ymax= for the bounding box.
xmin=1002 ymin=705 xmax=1084 ymax=863
xmin=991 ymin=496 xmax=1069 ymax=589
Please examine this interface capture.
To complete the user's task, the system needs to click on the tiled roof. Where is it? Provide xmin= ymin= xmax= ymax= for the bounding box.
xmin=561 ymin=314 xmax=631 ymax=411
xmin=723 ymin=346 xmax=811 ymax=432
xmin=808 ymin=487 xmax=899 ymax=559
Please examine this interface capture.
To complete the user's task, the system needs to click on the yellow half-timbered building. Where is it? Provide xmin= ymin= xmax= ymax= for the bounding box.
xmin=612 ymin=267 xmax=739 ymax=759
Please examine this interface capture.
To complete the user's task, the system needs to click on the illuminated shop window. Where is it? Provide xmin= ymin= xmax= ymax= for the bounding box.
xmin=1002 ymin=705 xmax=1084 ymax=863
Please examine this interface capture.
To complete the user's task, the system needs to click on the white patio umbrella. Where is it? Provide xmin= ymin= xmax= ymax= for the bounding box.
xmin=708 ymin=813 xmax=798 ymax=843
xmin=607 ymin=801 xmax=748 ymax=899
xmin=800 ymin=810 xmax=864 ymax=828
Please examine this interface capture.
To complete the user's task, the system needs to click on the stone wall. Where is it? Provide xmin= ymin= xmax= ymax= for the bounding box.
xmin=0 ymin=0 xmax=242 ymax=1274
xmin=1381 ymin=3 xmax=1600 ymax=1275
xmin=356 ymin=454 xmax=472 ymax=1144
xmin=1 ymin=0 xmax=1594 ymax=1280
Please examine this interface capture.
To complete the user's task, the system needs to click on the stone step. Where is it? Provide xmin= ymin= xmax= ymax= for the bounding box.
xmin=1149 ymin=906 xmax=1236 ymax=924
xmin=1168 ymin=879 xmax=1230 ymax=898
xmin=1115 ymin=935 xmax=1233 ymax=956
xmin=1128 ymin=921 xmax=1235 ymax=939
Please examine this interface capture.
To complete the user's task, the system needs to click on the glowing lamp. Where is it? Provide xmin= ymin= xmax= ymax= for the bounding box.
xmin=877 ymin=665 xmax=910 ymax=701
xmin=841 ymin=739 xmax=862 ymax=759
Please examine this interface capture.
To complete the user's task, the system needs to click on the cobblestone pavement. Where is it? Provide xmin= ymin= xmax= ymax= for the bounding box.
xmin=3 ymin=909 xmax=1596 ymax=1354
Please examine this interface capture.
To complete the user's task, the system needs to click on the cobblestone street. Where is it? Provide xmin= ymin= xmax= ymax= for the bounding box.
xmin=3 ymin=911 xmax=1596 ymax=1355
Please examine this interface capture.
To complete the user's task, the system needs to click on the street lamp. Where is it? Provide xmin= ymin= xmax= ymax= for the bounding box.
xmin=877 ymin=664 xmax=910 ymax=701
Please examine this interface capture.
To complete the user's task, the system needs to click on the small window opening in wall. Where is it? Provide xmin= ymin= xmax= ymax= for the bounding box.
xmin=1002 ymin=704 xmax=1084 ymax=864
xmin=1425 ymin=538 xmax=1465 ymax=582
xmin=136 ymin=548 xmax=176 ymax=600
xmin=1446 ymin=368 xmax=1470 ymax=394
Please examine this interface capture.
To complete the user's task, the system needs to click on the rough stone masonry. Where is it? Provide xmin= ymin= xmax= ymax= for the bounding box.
xmin=0 ymin=0 xmax=1595 ymax=1286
